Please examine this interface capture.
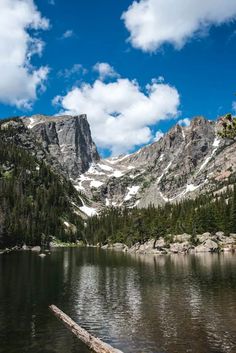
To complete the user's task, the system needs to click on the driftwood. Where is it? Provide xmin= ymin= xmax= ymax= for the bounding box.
xmin=49 ymin=305 xmax=124 ymax=353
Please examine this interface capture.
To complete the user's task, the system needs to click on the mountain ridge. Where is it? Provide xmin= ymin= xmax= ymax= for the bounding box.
xmin=1 ymin=113 xmax=236 ymax=218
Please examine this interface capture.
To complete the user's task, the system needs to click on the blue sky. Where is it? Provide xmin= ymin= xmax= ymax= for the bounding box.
xmin=0 ymin=0 xmax=236 ymax=156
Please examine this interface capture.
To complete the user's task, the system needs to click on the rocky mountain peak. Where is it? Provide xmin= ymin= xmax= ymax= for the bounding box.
xmin=22 ymin=114 xmax=100 ymax=178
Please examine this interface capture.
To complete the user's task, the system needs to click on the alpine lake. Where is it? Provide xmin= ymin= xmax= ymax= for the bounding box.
xmin=0 ymin=248 xmax=236 ymax=353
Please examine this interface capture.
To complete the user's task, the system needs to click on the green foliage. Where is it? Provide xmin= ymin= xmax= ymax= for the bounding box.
xmin=85 ymin=185 xmax=236 ymax=245
xmin=218 ymin=113 xmax=236 ymax=139
xmin=0 ymin=123 xmax=83 ymax=248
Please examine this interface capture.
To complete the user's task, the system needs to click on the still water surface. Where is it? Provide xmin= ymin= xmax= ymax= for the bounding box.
xmin=0 ymin=248 xmax=236 ymax=353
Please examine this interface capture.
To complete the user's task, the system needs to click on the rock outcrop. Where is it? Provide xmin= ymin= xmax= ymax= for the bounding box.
xmin=22 ymin=114 xmax=100 ymax=178
xmin=100 ymin=232 xmax=236 ymax=255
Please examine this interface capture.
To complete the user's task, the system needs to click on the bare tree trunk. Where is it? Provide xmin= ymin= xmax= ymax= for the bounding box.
xmin=49 ymin=305 xmax=124 ymax=353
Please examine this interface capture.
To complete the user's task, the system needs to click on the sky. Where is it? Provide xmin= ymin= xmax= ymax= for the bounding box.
xmin=0 ymin=0 xmax=236 ymax=156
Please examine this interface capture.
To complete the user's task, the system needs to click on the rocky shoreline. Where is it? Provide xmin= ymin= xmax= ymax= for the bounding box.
xmin=100 ymin=232 xmax=236 ymax=255
xmin=1 ymin=232 xmax=236 ymax=256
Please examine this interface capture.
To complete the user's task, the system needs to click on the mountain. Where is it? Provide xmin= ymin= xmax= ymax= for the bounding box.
xmin=76 ymin=116 xmax=236 ymax=211
xmin=1 ymin=113 xmax=235 ymax=224
xmin=1 ymin=112 xmax=236 ymax=248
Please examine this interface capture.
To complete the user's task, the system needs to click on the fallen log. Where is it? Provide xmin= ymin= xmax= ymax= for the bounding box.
xmin=49 ymin=305 xmax=124 ymax=353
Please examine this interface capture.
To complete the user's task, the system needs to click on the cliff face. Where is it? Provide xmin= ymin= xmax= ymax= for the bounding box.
xmin=22 ymin=114 xmax=100 ymax=178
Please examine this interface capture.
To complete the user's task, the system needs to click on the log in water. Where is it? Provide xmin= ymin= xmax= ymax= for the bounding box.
xmin=49 ymin=305 xmax=124 ymax=353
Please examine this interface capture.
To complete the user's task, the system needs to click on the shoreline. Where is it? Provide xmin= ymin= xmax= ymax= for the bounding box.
xmin=99 ymin=232 xmax=236 ymax=255
xmin=1 ymin=232 xmax=236 ymax=256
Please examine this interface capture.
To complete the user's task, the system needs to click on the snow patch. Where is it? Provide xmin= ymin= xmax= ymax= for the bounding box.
xmin=87 ymin=164 xmax=105 ymax=175
xmin=27 ymin=117 xmax=39 ymax=129
xmin=107 ymin=154 xmax=131 ymax=164
xmin=198 ymin=136 xmax=221 ymax=173
xmin=90 ymin=180 xmax=103 ymax=188
xmin=79 ymin=197 xmax=97 ymax=217
xmin=112 ymin=170 xmax=123 ymax=178
xmin=124 ymin=186 xmax=140 ymax=201
xmin=213 ymin=136 xmax=220 ymax=148
xmin=160 ymin=181 xmax=207 ymax=202
xmin=157 ymin=161 xmax=172 ymax=184
xmin=79 ymin=205 xmax=97 ymax=217
xmin=98 ymin=163 xmax=113 ymax=171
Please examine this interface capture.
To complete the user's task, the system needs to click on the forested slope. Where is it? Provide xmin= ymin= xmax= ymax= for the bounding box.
xmin=0 ymin=118 xmax=83 ymax=248
xmin=85 ymin=183 xmax=236 ymax=246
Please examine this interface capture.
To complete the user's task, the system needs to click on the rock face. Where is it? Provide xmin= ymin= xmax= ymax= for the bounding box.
xmin=75 ymin=116 xmax=236 ymax=210
xmin=22 ymin=114 xmax=100 ymax=178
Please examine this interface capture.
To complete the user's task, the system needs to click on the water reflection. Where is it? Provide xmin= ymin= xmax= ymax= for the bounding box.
xmin=0 ymin=249 xmax=236 ymax=353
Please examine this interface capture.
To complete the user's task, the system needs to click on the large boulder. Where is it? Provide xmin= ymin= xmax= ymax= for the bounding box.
xmin=197 ymin=232 xmax=212 ymax=243
xmin=194 ymin=239 xmax=219 ymax=252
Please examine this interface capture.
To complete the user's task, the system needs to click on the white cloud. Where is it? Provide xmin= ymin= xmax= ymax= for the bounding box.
xmin=93 ymin=62 xmax=119 ymax=81
xmin=122 ymin=0 xmax=236 ymax=52
xmin=232 ymin=101 xmax=236 ymax=113
xmin=0 ymin=0 xmax=49 ymax=108
xmin=53 ymin=69 xmax=180 ymax=155
xmin=58 ymin=64 xmax=87 ymax=79
xmin=61 ymin=30 xmax=74 ymax=39
xmin=154 ymin=130 xmax=164 ymax=141
xmin=178 ymin=118 xmax=191 ymax=127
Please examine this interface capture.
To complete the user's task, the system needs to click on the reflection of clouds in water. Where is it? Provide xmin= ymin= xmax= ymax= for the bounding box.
xmin=158 ymin=293 xmax=178 ymax=339
xmin=63 ymin=250 xmax=69 ymax=283
xmin=57 ymin=250 xmax=236 ymax=353
xmin=71 ymin=264 xmax=142 ymax=347
xmin=188 ymin=283 xmax=202 ymax=319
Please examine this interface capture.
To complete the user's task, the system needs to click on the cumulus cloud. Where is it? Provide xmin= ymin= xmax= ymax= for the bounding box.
xmin=122 ymin=0 xmax=236 ymax=52
xmin=93 ymin=62 xmax=119 ymax=81
xmin=178 ymin=118 xmax=191 ymax=127
xmin=53 ymin=68 xmax=180 ymax=155
xmin=0 ymin=0 xmax=49 ymax=108
xmin=154 ymin=130 xmax=164 ymax=141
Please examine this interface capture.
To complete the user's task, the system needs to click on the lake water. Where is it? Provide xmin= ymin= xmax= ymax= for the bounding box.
xmin=0 ymin=248 xmax=236 ymax=353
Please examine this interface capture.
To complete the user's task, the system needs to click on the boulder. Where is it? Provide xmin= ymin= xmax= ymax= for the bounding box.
xmin=112 ymin=243 xmax=126 ymax=251
xmin=101 ymin=244 xmax=109 ymax=250
xmin=170 ymin=241 xmax=191 ymax=254
xmin=154 ymin=237 xmax=166 ymax=248
xmin=194 ymin=239 xmax=219 ymax=252
xmin=215 ymin=231 xmax=225 ymax=241
xmin=31 ymin=246 xmax=41 ymax=252
xmin=197 ymin=232 xmax=211 ymax=243
xmin=22 ymin=244 xmax=30 ymax=250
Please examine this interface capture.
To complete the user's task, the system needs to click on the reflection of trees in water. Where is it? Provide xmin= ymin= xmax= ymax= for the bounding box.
xmin=0 ymin=250 xmax=235 ymax=353
xmin=58 ymin=250 xmax=236 ymax=353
